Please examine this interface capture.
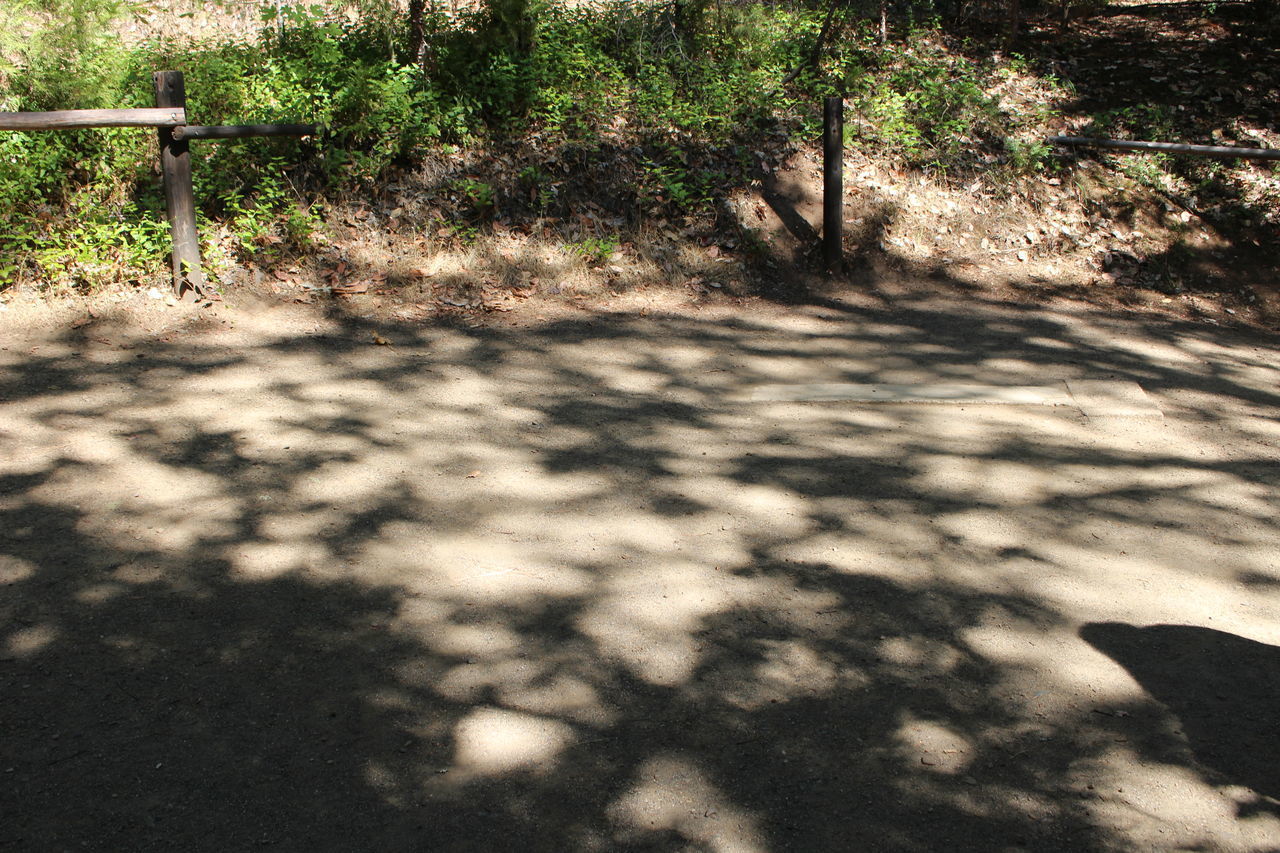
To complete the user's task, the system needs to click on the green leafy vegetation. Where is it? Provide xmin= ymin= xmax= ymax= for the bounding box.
xmin=566 ymin=234 xmax=621 ymax=264
xmin=7 ymin=0 xmax=1266 ymax=296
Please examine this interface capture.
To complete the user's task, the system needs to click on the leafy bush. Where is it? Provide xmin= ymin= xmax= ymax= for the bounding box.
xmin=846 ymin=36 xmax=1002 ymax=168
xmin=0 ymin=0 xmax=1063 ymax=291
xmin=566 ymin=234 xmax=620 ymax=263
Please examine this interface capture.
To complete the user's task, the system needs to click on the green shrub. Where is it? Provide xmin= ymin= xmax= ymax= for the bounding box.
xmin=0 ymin=0 xmax=1068 ymax=291
xmin=847 ymin=36 xmax=1001 ymax=168
xmin=566 ymin=234 xmax=620 ymax=263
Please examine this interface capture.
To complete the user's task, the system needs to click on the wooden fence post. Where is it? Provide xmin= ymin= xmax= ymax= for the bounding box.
xmin=153 ymin=70 xmax=206 ymax=300
xmin=822 ymin=95 xmax=844 ymax=274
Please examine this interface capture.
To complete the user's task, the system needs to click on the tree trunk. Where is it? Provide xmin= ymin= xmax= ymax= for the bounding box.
xmin=1005 ymin=0 xmax=1020 ymax=47
xmin=408 ymin=0 xmax=426 ymax=64
xmin=782 ymin=0 xmax=840 ymax=85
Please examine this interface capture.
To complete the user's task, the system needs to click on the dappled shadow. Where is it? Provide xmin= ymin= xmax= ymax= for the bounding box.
xmin=990 ymin=0 xmax=1280 ymax=303
xmin=1015 ymin=1 xmax=1277 ymax=132
xmin=2 ymin=290 xmax=1279 ymax=849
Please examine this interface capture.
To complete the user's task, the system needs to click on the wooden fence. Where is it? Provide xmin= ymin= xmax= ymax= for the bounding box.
xmin=1049 ymin=136 xmax=1280 ymax=161
xmin=0 ymin=71 xmax=317 ymax=300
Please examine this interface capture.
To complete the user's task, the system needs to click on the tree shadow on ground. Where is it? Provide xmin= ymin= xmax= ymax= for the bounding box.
xmin=2 ymin=288 xmax=1279 ymax=850
xmin=0 ymin=481 xmax=445 ymax=850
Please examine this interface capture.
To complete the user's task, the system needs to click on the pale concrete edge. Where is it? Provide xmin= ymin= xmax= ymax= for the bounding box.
xmin=1064 ymin=380 xmax=1164 ymax=419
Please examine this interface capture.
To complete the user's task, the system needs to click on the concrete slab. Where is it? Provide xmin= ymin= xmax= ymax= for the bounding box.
xmin=1066 ymin=379 xmax=1164 ymax=418
xmin=741 ymin=380 xmax=1161 ymax=417
xmin=741 ymin=382 xmax=1075 ymax=404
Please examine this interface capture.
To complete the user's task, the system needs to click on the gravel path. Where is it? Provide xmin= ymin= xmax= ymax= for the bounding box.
xmin=2 ymin=291 xmax=1278 ymax=851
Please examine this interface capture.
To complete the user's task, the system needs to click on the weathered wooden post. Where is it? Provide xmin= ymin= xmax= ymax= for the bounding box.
xmin=822 ymin=95 xmax=844 ymax=274
xmin=153 ymin=70 xmax=206 ymax=300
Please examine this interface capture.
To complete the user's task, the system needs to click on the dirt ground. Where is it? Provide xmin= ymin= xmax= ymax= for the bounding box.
xmin=1 ymin=280 xmax=1279 ymax=851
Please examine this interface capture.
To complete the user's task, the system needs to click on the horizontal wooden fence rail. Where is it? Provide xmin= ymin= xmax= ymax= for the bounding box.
xmin=0 ymin=108 xmax=186 ymax=130
xmin=173 ymin=123 xmax=318 ymax=140
xmin=1050 ymin=135 xmax=1280 ymax=161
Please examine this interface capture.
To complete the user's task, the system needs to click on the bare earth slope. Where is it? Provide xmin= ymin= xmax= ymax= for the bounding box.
xmin=1 ymin=290 xmax=1278 ymax=851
